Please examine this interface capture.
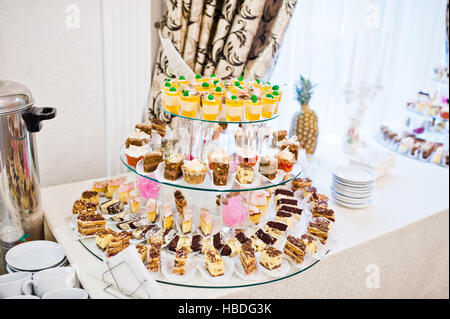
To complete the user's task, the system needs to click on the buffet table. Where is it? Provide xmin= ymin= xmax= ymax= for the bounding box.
xmin=42 ymin=138 xmax=449 ymax=298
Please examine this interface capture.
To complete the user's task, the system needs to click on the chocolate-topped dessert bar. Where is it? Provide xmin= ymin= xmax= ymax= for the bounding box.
xmin=168 ymin=235 xmax=180 ymax=252
xmin=100 ymin=199 xmax=124 ymax=215
xmin=174 ymin=190 xmax=187 ymax=215
xmin=151 ymin=118 xmax=166 ymax=137
xmin=301 ymin=233 xmax=318 ymax=255
xmin=213 ymin=232 xmax=224 ymax=250
xmin=264 ymin=221 xmax=288 ymax=239
xmin=81 ymin=190 xmax=99 ymax=205
xmin=291 ymin=177 xmax=312 ymax=191
xmin=77 ymin=213 xmax=106 ymax=236
xmin=307 ymin=217 xmax=331 ymax=244
xmin=275 ymin=211 xmax=293 ymax=227
xmin=260 ymin=246 xmax=282 ymax=270
xmin=191 ymin=235 xmax=203 ymax=253
xmin=132 ymin=224 xmax=161 ymax=241
xmin=251 ymin=229 xmax=277 ymax=252
xmin=311 ymin=205 xmax=335 ymax=222
xmin=73 ymin=200 xmax=97 ymax=215
xmin=283 ymin=235 xmax=306 ymax=264
xmin=135 ymin=123 xmax=152 ymax=136
xmin=235 ymin=232 xmax=251 ymax=245
xmin=206 ymin=249 xmax=225 ymax=277
xmin=147 ymin=242 xmax=162 ymax=272
xmin=240 ymin=242 xmax=256 ymax=275
xmin=173 ymin=247 xmax=189 ymax=275
xmin=221 ymin=238 xmax=241 ymax=257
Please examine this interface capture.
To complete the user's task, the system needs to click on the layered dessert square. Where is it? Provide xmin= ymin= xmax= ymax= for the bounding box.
xmin=95 ymin=229 xmax=117 ymax=250
xmin=275 ymin=211 xmax=293 ymax=228
xmin=174 ymin=190 xmax=187 ymax=216
xmin=77 ymin=213 xmax=106 ymax=236
xmin=117 ymin=182 xmax=134 ymax=204
xmin=136 ymin=244 xmax=148 ymax=263
xmin=260 ymin=246 xmax=282 ymax=270
xmin=106 ymin=177 xmax=127 ymax=198
xmin=240 ymin=241 xmax=256 ymax=275
xmin=100 ymin=199 xmax=124 ymax=215
xmin=301 ymin=233 xmax=318 ymax=255
xmin=191 ymin=235 xmax=203 ymax=253
xmin=125 ymin=131 xmax=149 ymax=148
xmin=147 ymin=242 xmax=162 ymax=272
xmin=106 ymin=231 xmax=131 ymax=257
xmin=205 ymin=249 xmax=225 ymax=277
xmin=151 ymin=118 xmax=166 ymax=137
xmin=283 ymin=235 xmax=306 ymax=264
xmin=236 ymin=163 xmax=254 ymax=184
xmin=143 ymin=151 xmax=164 ymax=173
xmin=264 ymin=221 xmax=288 ymax=239
xmin=81 ymin=190 xmax=99 ymax=205
xmin=181 ymin=206 xmax=193 ymax=234
xmin=251 ymin=229 xmax=277 ymax=252
xmin=73 ymin=200 xmax=97 ymax=215
xmin=307 ymin=217 xmax=331 ymax=244
xmin=162 ymin=203 xmax=173 ymax=230
xmin=221 ymin=237 xmax=241 ymax=257
xmin=132 ymin=224 xmax=160 ymax=241
xmin=258 ymin=155 xmax=278 ymax=180
xmin=146 ymin=198 xmax=157 ymax=222
xmin=135 ymin=123 xmax=152 ymax=136
xmin=311 ymin=205 xmax=335 ymax=222
xmin=164 ymin=154 xmax=184 ymax=181
xmin=173 ymin=247 xmax=189 ymax=275
xmin=249 ymin=206 xmax=262 ymax=225
xmin=92 ymin=180 xmax=108 ymax=194
xmin=291 ymin=177 xmax=312 ymax=191
xmin=200 ymin=208 xmax=212 ymax=236
xmin=213 ymin=232 xmax=224 ymax=250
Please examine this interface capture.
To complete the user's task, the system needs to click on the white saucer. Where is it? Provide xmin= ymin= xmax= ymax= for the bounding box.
xmin=333 ymin=165 xmax=376 ymax=184
xmin=6 ymin=241 xmax=66 ymax=272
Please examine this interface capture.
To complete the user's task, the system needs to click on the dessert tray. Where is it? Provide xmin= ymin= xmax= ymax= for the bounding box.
xmin=70 ymin=75 xmax=336 ymax=288
xmin=73 ymin=176 xmax=336 ymax=288
xmin=377 ymin=126 xmax=449 ymax=168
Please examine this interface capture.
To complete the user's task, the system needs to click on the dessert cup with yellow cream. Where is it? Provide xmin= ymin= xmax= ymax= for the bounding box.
xmin=245 ymin=95 xmax=263 ymax=121
xmin=180 ymin=91 xmax=199 ymax=118
xmin=202 ymin=94 xmax=220 ymax=121
xmin=162 ymin=86 xmax=181 ymax=114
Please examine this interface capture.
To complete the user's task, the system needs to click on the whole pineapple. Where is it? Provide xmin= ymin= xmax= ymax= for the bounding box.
xmin=293 ymin=75 xmax=318 ymax=155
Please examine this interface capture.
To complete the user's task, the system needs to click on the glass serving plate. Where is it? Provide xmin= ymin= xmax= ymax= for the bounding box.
xmin=120 ymin=149 xmax=303 ymax=193
xmin=375 ymin=133 xmax=449 ymax=168
xmin=158 ymin=106 xmax=279 ymax=124
xmin=403 ymin=104 xmax=449 ymax=124
xmin=79 ymin=238 xmax=328 ymax=289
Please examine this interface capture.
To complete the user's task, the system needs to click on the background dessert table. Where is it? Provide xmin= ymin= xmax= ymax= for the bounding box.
xmin=42 ymin=138 xmax=449 ymax=298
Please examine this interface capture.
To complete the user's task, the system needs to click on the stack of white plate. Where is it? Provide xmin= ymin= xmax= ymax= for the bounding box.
xmin=331 ymin=165 xmax=376 ymax=209
xmin=5 ymin=241 xmax=67 ymax=273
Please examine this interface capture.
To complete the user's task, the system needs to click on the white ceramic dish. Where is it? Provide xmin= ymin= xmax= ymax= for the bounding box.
xmin=333 ymin=165 xmax=376 ymax=184
xmin=6 ymin=241 xmax=65 ymax=272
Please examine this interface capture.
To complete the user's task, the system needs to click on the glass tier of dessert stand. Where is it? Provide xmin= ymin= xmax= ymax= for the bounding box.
xmin=79 ymin=108 xmax=329 ymax=289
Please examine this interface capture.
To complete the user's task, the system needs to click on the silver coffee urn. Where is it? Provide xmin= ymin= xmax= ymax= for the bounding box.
xmin=0 ymin=80 xmax=56 ymax=273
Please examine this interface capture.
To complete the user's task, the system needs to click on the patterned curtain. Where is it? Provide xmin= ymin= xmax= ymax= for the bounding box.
xmin=148 ymin=0 xmax=298 ymax=122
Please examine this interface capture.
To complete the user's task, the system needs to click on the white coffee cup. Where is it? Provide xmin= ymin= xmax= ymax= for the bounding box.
xmin=42 ymin=288 xmax=88 ymax=299
xmin=21 ymin=267 xmax=76 ymax=298
xmin=6 ymin=295 xmax=40 ymax=299
xmin=0 ymin=272 xmax=33 ymax=298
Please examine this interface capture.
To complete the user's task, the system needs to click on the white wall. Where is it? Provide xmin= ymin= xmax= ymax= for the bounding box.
xmin=0 ymin=0 xmax=106 ymax=187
